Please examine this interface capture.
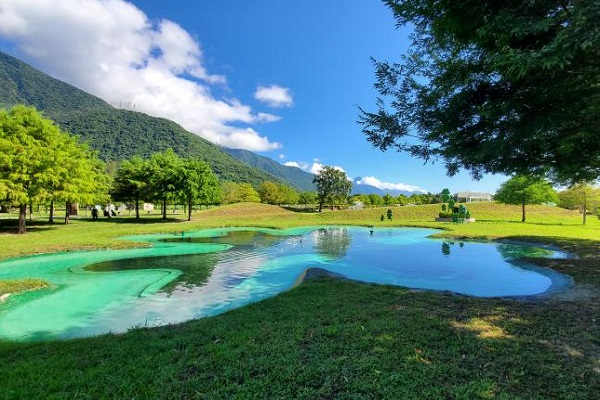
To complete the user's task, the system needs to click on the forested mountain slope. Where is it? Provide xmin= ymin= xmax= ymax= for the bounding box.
xmin=224 ymin=148 xmax=315 ymax=192
xmin=0 ymin=51 xmax=282 ymax=187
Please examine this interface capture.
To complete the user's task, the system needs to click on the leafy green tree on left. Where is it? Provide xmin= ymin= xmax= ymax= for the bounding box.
xmin=0 ymin=105 xmax=106 ymax=233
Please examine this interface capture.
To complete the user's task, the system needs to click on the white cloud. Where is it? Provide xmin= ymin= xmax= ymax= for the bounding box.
xmin=355 ymin=176 xmax=427 ymax=193
xmin=0 ymin=0 xmax=281 ymax=151
xmin=284 ymin=161 xmax=307 ymax=169
xmin=254 ymin=85 xmax=294 ymax=108
xmin=284 ymin=160 xmax=348 ymax=176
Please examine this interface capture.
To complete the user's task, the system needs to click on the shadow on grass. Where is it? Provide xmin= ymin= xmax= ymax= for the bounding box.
xmin=475 ymin=219 xmax=587 ymax=226
xmin=0 ymin=215 xmax=187 ymax=233
xmin=0 ymin=219 xmax=61 ymax=234
xmin=282 ymin=206 xmax=319 ymax=213
xmin=95 ymin=216 xmax=187 ymax=225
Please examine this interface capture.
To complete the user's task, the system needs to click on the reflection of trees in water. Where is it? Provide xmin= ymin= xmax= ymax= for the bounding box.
xmin=162 ymin=230 xmax=284 ymax=250
xmin=496 ymin=244 xmax=554 ymax=260
xmin=85 ymin=253 xmax=219 ymax=295
xmin=441 ymin=241 xmax=465 ymax=257
xmin=441 ymin=242 xmax=451 ymax=256
xmin=314 ymin=228 xmax=352 ymax=259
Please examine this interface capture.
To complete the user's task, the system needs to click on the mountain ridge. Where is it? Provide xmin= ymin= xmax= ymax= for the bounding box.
xmin=0 ymin=51 xmax=282 ymax=187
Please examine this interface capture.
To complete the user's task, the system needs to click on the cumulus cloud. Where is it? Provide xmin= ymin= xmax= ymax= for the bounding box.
xmin=355 ymin=176 xmax=427 ymax=193
xmin=284 ymin=161 xmax=305 ymax=169
xmin=284 ymin=160 xmax=347 ymax=176
xmin=254 ymin=85 xmax=294 ymax=108
xmin=0 ymin=0 xmax=281 ymax=151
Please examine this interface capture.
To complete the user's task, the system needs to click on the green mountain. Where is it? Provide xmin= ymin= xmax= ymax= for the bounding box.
xmin=0 ymin=51 xmax=284 ymax=187
xmin=224 ymin=148 xmax=315 ymax=192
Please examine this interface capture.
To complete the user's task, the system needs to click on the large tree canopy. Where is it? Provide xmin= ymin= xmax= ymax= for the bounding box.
xmin=313 ymin=166 xmax=352 ymax=212
xmin=359 ymin=0 xmax=600 ymax=183
xmin=0 ymin=105 xmax=106 ymax=233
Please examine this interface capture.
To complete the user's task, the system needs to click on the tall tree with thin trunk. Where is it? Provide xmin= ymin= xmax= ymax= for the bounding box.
xmin=111 ymin=156 xmax=149 ymax=219
xmin=179 ymin=159 xmax=220 ymax=221
xmin=494 ymin=175 xmax=557 ymax=222
xmin=147 ymin=149 xmax=183 ymax=220
xmin=558 ymin=183 xmax=600 ymax=225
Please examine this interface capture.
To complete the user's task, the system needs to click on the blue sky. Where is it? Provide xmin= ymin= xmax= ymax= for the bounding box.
xmin=0 ymin=0 xmax=505 ymax=194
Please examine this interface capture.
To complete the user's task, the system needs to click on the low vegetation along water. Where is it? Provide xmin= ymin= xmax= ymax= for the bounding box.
xmin=0 ymin=226 xmax=570 ymax=341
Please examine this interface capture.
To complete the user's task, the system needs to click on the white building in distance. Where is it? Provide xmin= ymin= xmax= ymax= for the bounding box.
xmin=456 ymin=191 xmax=493 ymax=203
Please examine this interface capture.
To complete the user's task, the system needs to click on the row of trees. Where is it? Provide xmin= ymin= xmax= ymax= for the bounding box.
xmin=0 ymin=106 xmax=357 ymax=232
xmin=0 ymin=106 xmax=108 ymax=233
xmin=111 ymin=149 xmax=220 ymax=221
xmin=495 ymin=175 xmax=600 ymax=224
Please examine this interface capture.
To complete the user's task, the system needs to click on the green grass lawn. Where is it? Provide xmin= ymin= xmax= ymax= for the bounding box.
xmin=0 ymin=203 xmax=599 ymax=398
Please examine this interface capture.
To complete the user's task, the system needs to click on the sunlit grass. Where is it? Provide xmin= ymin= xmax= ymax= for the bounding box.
xmin=0 ymin=278 xmax=50 ymax=295
xmin=0 ymin=202 xmax=599 ymax=398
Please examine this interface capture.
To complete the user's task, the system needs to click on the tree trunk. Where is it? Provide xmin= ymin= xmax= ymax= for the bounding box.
xmin=521 ymin=201 xmax=526 ymax=222
xmin=18 ymin=204 xmax=27 ymax=234
xmin=64 ymin=202 xmax=71 ymax=225
xmin=29 ymin=201 xmax=33 ymax=222
xmin=582 ymin=189 xmax=587 ymax=225
xmin=188 ymin=200 xmax=192 ymax=221
xmin=49 ymin=200 xmax=55 ymax=224
xmin=162 ymin=196 xmax=167 ymax=220
xmin=135 ymin=198 xmax=140 ymax=219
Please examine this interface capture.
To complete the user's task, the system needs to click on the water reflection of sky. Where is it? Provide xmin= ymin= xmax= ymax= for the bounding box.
xmin=0 ymin=227 xmax=571 ymax=341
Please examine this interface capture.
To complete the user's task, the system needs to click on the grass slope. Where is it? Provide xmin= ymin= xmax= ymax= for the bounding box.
xmin=0 ymin=203 xmax=599 ymax=398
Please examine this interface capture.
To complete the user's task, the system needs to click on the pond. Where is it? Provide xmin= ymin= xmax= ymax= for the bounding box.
xmin=0 ymin=227 xmax=571 ymax=341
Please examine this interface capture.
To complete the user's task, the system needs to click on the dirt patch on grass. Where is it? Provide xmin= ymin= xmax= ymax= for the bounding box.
xmin=544 ymin=283 xmax=600 ymax=301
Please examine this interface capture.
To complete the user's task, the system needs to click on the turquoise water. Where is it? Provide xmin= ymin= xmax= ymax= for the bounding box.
xmin=0 ymin=227 xmax=570 ymax=341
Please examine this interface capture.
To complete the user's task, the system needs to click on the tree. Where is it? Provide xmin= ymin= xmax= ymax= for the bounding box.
xmin=382 ymin=193 xmax=394 ymax=206
xmin=313 ymin=166 xmax=352 ymax=212
xmin=494 ymin=175 xmax=557 ymax=222
xmin=368 ymin=193 xmax=383 ymax=207
xmin=221 ymin=182 xmax=260 ymax=204
xmin=179 ymin=159 xmax=220 ymax=221
xmin=359 ymin=1 xmax=600 ymax=184
xmin=147 ymin=149 xmax=183 ymax=220
xmin=278 ymin=184 xmax=299 ymax=206
xmin=298 ymin=191 xmax=317 ymax=209
xmin=0 ymin=105 xmax=105 ymax=233
xmin=259 ymin=181 xmax=283 ymax=205
xmin=111 ymin=156 xmax=149 ymax=219
xmin=236 ymin=183 xmax=261 ymax=203
xmin=558 ymin=183 xmax=600 ymax=225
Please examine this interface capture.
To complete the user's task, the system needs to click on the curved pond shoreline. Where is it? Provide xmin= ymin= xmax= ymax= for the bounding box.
xmin=0 ymin=226 xmax=576 ymax=341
